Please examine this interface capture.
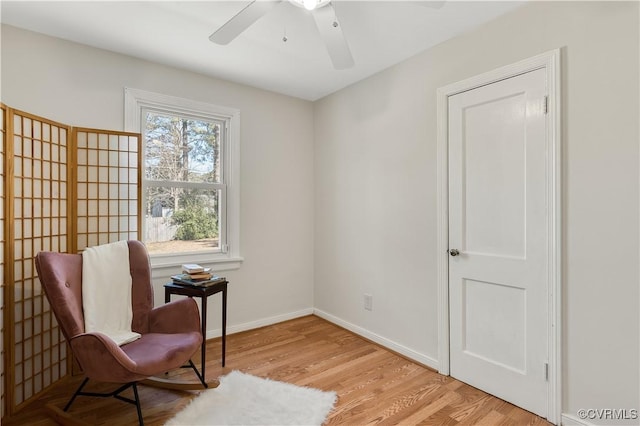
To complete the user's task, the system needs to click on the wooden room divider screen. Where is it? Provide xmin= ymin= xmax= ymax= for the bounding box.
xmin=1 ymin=105 xmax=7 ymax=419
xmin=0 ymin=105 xmax=141 ymax=419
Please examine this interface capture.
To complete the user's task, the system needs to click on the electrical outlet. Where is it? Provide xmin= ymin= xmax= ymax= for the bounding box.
xmin=364 ymin=293 xmax=373 ymax=311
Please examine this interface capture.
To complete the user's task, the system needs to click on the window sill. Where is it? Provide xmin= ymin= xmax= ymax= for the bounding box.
xmin=150 ymin=252 xmax=243 ymax=278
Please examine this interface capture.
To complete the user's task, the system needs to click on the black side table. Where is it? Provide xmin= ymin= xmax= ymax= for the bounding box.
xmin=164 ymin=280 xmax=228 ymax=382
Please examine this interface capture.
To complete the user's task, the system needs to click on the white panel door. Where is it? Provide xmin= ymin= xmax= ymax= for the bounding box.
xmin=448 ymin=68 xmax=548 ymax=417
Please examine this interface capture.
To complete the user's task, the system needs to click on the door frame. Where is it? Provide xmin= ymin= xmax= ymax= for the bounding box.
xmin=435 ymin=49 xmax=561 ymax=424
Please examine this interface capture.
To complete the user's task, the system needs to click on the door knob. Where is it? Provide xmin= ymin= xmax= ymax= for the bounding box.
xmin=449 ymin=249 xmax=460 ymax=257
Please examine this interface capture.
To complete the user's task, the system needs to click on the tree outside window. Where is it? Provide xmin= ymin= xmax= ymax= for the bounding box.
xmin=143 ymin=111 xmax=224 ymax=254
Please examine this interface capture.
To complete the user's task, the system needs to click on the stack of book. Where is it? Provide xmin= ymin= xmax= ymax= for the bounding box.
xmin=171 ymin=264 xmax=225 ymax=287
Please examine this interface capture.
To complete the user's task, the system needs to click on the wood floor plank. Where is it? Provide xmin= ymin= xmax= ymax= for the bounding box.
xmin=3 ymin=315 xmax=551 ymax=426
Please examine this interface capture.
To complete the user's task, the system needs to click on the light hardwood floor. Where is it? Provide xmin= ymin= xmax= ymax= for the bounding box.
xmin=5 ymin=315 xmax=551 ymax=425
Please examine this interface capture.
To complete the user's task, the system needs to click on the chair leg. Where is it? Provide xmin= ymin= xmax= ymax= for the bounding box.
xmin=188 ymin=359 xmax=208 ymax=388
xmin=62 ymin=377 xmax=145 ymax=425
xmin=132 ymin=383 xmax=144 ymax=426
xmin=64 ymin=377 xmax=90 ymax=411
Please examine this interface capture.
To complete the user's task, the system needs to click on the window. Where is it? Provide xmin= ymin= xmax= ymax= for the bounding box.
xmin=124 ymin=88 xmax=241 ymax=269
xmin=144 ymin=111 xmax=223 ymax=253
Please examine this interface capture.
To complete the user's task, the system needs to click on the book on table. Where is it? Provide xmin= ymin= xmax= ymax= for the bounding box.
xmin=171 ymin=273 xmax=225 ymax=287
xmin=182 ymin=264 xmax=209 ymax=274
xmin=187 ymin=272 xmax=213 ymax=280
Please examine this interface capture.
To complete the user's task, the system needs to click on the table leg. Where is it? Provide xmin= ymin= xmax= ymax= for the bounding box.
xmin=222 ymin=286 xmax=227 ymax=367
xmin=200 ymin=295 xmax=207 ymax=382
xmin=164 ymin=290 xmax=170 ymax=304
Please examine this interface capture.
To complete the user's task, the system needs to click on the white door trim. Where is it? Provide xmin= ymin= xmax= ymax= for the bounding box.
xmin=435 ymin=49 xmax=561 ymax=424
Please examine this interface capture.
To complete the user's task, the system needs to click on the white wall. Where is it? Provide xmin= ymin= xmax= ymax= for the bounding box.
xmin=0 ymin=24 xmax=316 ymax=333
xmin=314 ymin=1 xmax=639 ymax=423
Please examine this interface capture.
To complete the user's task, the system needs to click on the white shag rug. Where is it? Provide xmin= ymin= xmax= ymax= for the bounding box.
xmin=165 ymin=370 xmax=337 ymax=426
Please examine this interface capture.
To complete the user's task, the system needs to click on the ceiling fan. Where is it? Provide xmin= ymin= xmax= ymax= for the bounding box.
xmin=209 ymin=0 xmax=354 ymax=70
xmin=209 ymin=0 xmax=445 ymax=71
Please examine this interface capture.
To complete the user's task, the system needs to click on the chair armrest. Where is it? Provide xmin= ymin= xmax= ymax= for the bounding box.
xmin=148 ymin=298 xmax=201 ymax=334
xmin=69 ymin=332 xmax=147 ymax=383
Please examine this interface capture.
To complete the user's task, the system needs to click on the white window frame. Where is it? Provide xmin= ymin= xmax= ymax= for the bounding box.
xmin=124 ymin=88 xmax=242 ymax=271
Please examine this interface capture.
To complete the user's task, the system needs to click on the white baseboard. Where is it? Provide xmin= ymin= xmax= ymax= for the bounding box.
xmin=205 ymin=308 xmax=314 ymax=340
xmin=561 ymin=413 xmax=595 ymax=426
xmin=313 ymin=309 xmax=439 ymax=370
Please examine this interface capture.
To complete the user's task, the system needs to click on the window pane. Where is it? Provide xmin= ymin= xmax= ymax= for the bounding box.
xmin=144 ymin=112 xmax=221 ymax=184
xmin=144 ymin=187 xmax=220 ymax=254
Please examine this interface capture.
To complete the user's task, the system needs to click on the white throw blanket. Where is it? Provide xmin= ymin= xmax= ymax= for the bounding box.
xmin=82 ymin=241 xmax=141 ymax=346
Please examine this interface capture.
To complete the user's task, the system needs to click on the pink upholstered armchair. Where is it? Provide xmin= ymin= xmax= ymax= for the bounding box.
xmin=35 ymin=240 xmax=205 ymax=425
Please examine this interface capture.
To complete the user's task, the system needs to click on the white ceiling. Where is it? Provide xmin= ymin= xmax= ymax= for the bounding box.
xmin=1 ymin=1 xmax=524 ymax=101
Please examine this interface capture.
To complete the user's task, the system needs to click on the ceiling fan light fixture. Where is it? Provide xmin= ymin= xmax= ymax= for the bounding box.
xmin=289 ymin=0 xmax=331 ymax=11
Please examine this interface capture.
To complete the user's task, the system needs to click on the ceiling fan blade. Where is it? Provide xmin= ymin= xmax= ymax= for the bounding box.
xmin=209 ymin=0 xmax=281 ymax=45
xmin=312 ymin=3 xmax=354 ymax=70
